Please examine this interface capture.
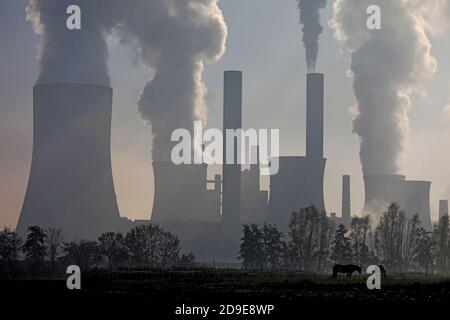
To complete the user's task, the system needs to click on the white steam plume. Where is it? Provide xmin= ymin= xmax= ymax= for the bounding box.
xmin=296 ymin=0 xmax=327 ymax=72
xmin=27 ymin=0 xmax=227 ymax=162
xmin=26 ymin=0 xmax=117 ymax=86
xmin=332 ymin=0 xmax=437 ymax=175
xmin=111 ymin=0 xmax=227 ymax=162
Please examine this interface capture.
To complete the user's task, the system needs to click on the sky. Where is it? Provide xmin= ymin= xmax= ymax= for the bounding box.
xmin=1 ymin=0 xmax=450 ymax=229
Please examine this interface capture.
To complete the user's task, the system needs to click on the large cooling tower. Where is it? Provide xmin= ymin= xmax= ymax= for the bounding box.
xmin=267 ymin=73 xmax=326 ymax=232
xmin=17 ymin=84 xmax=121 ymax=238
xmin=403 ymin=181 xmax=432 ymax=229
xmin=439 ymin=200 xmax=449 ymax=219
xmin=268 ymin=156 xmax=326 ymax=232
xmin=363 ymin=175 xmax=432 ymax=230
xmin=222 ymin=71 xmax=242 ymax=239
xmin=151 ymin=162 xmax=208 ymax=222
xmin=363 ymin=175 xmax=406 ymax=210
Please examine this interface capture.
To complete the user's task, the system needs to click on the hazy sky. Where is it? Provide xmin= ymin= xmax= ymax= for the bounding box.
xmin=1 ymin=0 xmax=450 ymax=229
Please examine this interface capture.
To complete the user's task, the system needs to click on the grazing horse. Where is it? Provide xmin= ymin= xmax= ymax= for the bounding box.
xmin=378 ymin=264 xmax=387 ymax=278
xmin=332 ymin=264 xmax=362 ymax=279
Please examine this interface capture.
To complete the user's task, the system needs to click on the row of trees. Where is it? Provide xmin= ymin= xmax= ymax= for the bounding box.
xmin=0 ymin=224 xmax=196 ymax=278
xmin=239 ymin=206 xmax=334 ymax=272
xmin=372 ymin=203 xmax=450 ymax=274
xmin=239 ymin=203 xmax=450 ymax=274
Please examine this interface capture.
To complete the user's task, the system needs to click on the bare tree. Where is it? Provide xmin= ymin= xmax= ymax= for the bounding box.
xmin=316 ymin=212 xmax=334 ymax=271
xmin=402 ymin=214 xmax=421 ymax=271
xmin=374 ymin=203 xmax=407 ymax=270
xmin=45 ymin=227 xmax=62 ymax=276
xmin=288 ymin=206 xmax=334 ymax=271
xmin=349 ymin=216 xmax=372 ymax=266
xmin=434 ymin=215 xmax=449 ymax=272
xmin=415 ymin=227 xmax=434 ymax=275
xmin=158 ymin=231 xmax=180 ymax=270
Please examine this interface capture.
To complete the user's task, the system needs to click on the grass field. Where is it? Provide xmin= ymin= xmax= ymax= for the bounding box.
xmin=3 ymin=270 xmax=450 ymax=317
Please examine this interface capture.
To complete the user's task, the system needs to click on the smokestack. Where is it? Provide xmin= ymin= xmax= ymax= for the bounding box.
xmin=17 ymin=84 xmax=120 ymax=238
xmin=342 ymin=175 xmax=351 ymax=226
xmin=222 ymin=71 xmax=242 ymax=238
xmin=306 ymin=73 xmax=324 ymax=159
xmin=439 ymin=200 xmax=449 ymax=219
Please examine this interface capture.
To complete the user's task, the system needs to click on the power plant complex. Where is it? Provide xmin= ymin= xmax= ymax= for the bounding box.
xmin=16 ymin=70 xmax=444 ymax=260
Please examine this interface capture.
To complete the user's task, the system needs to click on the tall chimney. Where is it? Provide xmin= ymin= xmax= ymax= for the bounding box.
xmin=306 ymin=73 xmax=324 ymax=159
xmin=222 ymin=71 xmax=242 ymax=240
xmin=439 ymin=200 xmax=449 ymax=219
xmin=342 ymin=175 xmax=351 ymax=226
xmin=17 ymin=84 xmax=121 ymax=238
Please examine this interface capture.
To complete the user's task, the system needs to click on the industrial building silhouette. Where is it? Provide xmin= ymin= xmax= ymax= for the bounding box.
xmin=17 ymin=71 xmax=438 ymax=261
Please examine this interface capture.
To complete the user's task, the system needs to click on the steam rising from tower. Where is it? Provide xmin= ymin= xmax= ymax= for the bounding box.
xmin=332 ymin=0 xmax=437 ymax=175
xmin=112 ymin=0 xmax=228 ymax=162
xmin=26 ymin=0 xmax=116 ymax=86
xmin=296 ymin=0 xmax=327 ymax=72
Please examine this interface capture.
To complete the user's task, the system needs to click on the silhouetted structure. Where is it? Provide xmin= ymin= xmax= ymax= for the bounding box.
xmin=341 ymin=175 xmax=351 ymax=226
xmin=267 ymin=73 xmax=326 ymax=232
xmin=17 ymin=84 xmax=121 ymax=238
xmin=363 ymin=175 xmax=432 ymax=230
xmin=147 ymin=71 xmax=268 ymax=261
xmin=241 ymin=146 xmax=268 ymax=225
xmin=222 ymin=71 xmax=242 ymax=242
xmin=439 ymin=200 xmax=449 ymax=219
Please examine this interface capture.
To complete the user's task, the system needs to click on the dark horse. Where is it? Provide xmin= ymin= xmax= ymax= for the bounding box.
xmin=378 ymin=264 xmax=387 ymax=278
xmin=332 ymin=264 xmax=362 ymax=279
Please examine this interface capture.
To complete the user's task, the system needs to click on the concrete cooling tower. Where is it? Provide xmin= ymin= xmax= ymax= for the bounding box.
xmin=363 ymin=175 xmax=432 ymax=230
xmin=439 ymin=200 xmax=449 ymax=219
xmin=17 ymin=84 xmax=121 ymax=238
xmin=151 ymin=162 xmax=211 ymax=222
xmin=267 ymin=73 xmax=326 ymax=232
xmin=267 ymin=156 xmax=326 ymax=231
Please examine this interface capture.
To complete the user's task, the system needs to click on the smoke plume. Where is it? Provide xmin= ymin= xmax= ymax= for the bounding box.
xmin=332 ymin=0 xmax=437 ymax=175
xmin=296 ymin=0 xmax=327 ymax=72
xmin=26 ymin=0 xmax=116 ymax=86
xmin=27 ymin=0 xmax=227 ymax=162
xmin=113 ymin=0 xmax=227 ymax=162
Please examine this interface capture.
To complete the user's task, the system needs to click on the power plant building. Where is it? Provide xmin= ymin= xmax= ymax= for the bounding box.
xmin=16 ymin=70 xmax=435 ymax=262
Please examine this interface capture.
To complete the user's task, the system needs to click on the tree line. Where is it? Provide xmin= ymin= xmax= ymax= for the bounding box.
xmin=0 ymin=224 xmax=196 ymax=278
xmin=239 ymin=203 xmax=450 ymax=274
